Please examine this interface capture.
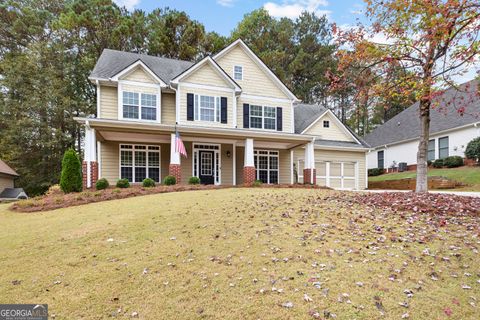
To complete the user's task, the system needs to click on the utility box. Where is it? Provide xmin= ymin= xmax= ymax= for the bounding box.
xmin=398 ymin=162 xmax=408 ymax=172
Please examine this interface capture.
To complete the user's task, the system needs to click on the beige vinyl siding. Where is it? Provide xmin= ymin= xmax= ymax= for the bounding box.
xmin=162 ymin=92 xmax=176 ymax=125
xmin=180 ymin=142 xmax=193 ymax=183
xmin=293 ymin=148 xmax=367 ymax=189
xmin=100 ymin=141 xmax=168 ymax=183
xmin=235 ymin=146 xmax=245 ymax=185
xmin=0 ymin=174 xmax=14 ymax=191
xmin=178 ymin=84 xmax=234 ymax=128
xmin=216 ymin=45 xmax=289 ymax=99
xmin=99 ymin=85 xmax=118 ymax=119
xmin=122 ymin=83 xmax=158 ymax=95
xmin=121 ymin=66 xmax=157 ymax=84
xmin=237 ymin=96 xmax=293 ymax=133
xmin=279 ymin=149 xmax=292 ymax=184
xmin=304 ymin=113 xmax=354 ymax=142
xmin=183 ymin=63 xmax=231 ymax=87
xmin=221 ymin=144 xmax=234 ymax=185
xmin=100 ymin=141 xmax=120 ymax=183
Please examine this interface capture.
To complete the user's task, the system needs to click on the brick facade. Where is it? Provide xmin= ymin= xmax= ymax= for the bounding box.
xmin=82 ymin=161 xmax=98 ymax=189
xmin=303 ymin=168 xmax=316 ymax=185
xmin=169 ymin=164 xmax=181 ymax=184
xmin=243 ymin=166 xmax=256 ymax=185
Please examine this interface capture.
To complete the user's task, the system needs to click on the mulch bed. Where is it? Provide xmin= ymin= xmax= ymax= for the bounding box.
xmin=10 ymin=183 xmax=329 ymax=213
xmin=328 ymin=191 xmax=480 ymax=216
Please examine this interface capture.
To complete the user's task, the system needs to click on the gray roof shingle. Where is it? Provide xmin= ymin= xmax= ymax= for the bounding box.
xmin=0 ymin=188 xmax=27 ymax=199
xmin=364 ymin=80 xmax=480 ymax=148
xmin=314 ymin=139 xmax=367 ymax=149
xmin=90 ymin=49 xmax=194 ymax=83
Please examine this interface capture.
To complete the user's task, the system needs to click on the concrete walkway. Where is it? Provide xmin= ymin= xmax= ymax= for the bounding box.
xmin=358 ymin=189 xmax=480 ymax=198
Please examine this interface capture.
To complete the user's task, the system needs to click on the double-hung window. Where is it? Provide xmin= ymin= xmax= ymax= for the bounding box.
xmin=250 ymin=105 xmax=276 ymax=130
xmin=234 ymin=65 xmax=243 ymax=80
xmin=439 ymin=136 xmax=449 ymax=159
xmin=254 ymin=150 xmax=279 ymax=184
xmin=122 ymin=91 xmax=157 ymax=121
xmin=427 ymin=139 xmax=435 ymax=161
xmin=377 ymin=150 xmax=384 ymax=169
xmin=120 ymin=145 xmax=160 ymax=183
xmin=194 ymin=95 xmax=221 ymax=122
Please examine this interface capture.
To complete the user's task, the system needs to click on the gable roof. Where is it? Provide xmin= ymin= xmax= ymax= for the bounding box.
xmin=294 ymin=103 xmax=369 ymax=148
xmin=213 ymin=39 xmax=299 ymax=101
xmin=364 ymin=80 xmax=480 ymax=148
xmin=171 ymin=56 xmax=242 ymax=92
xmin=90 ymin=49 xmax=193 ymax=83
xmin=0 ymin=188 xmax=27 ymax=199
xmin=0 ymin=159 xmax=18 ymax=177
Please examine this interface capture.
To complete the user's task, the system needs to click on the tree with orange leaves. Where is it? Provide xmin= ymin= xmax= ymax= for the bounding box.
xmin=332 ymin=0 xmax=480 ymax=192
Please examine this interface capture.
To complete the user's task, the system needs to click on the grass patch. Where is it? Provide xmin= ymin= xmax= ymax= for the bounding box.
xmin=369 ymin=167 xmax=480 ymax=189
xmin=0 ymin=189 xmax=479 ymax=319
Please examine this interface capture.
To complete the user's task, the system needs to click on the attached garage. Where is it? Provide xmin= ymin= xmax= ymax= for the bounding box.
xmin=295 ymin=147 xmax=367 ymax=190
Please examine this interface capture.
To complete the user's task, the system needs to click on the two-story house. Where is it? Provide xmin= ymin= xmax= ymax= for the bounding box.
xmin=75 ymin=39 xmax=369 ymax=190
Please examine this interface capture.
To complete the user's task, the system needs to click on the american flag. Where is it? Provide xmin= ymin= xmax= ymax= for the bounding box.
xmin=175 ymin=131 xmax=187 ymax=158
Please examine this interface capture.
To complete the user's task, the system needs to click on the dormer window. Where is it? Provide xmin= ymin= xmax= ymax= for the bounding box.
xmin=323 ymin=120 xmax=330 ymax=128
xmin=234 ymin=65 xmax=243 ymax=80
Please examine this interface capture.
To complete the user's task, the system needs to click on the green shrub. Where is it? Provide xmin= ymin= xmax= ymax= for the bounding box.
xmin=116 ymin=178 xmax=130 ymax=188
xmin=96 ymin=178 xmax=109 ymax=190
xmin=142 ymin=178 xmax=156 ymax=188
xmin=368 ymin=168 xmax=384 ymax=176
xmin=443 ymin=156 xmax=464 ymax=168
xmin=253 ymin=180 xmax=263 ymax=187
xmin=188 ymin=176 xmax=200 ymax=185
xmin=432 ymin=159 xmax=444 ymax=168
xmin=163 ymin=175 xmax=176 ymax=185
xmin=465 ymin=137 xmax=480 ymax=162
xmin=60 ymin=148 xmax=83 ymax=193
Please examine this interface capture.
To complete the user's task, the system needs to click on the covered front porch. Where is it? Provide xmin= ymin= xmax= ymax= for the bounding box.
xmin=78 ymin=118 xmax=316 ymax=188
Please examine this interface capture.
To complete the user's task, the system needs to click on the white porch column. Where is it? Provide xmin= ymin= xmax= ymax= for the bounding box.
xmin=243 ymin=138 xmax=255 ymax=184
xmin=244 ymin=138 xmax=254 ymax=167
xmin=170 ymin=133 xmax=180 ymax=165
xmin=303 ymin=142 xmax=316 ymax=184
xmin=84 ymin=124 xmax=97 ymax=188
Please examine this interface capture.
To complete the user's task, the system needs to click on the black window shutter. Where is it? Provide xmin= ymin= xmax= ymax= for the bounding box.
xmin=276 ymin=107 xmax=282 ymax=131
xmin=243 ymin=104 xmax=250 ymax=128
xmin=187 ymin=93 xmax=194 ymax=121
xmin=221 ymin=97 xmax=227 ymax=123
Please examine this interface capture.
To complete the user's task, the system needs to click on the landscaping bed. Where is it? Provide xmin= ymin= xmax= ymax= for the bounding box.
xmin=10 ymin=183 xmax=329 ymax=213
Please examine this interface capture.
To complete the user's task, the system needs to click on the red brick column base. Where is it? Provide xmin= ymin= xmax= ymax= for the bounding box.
xmin=82 ymin=161 xmax=88 ymax=190
xmin=82 ymin=161 xmax=99 ymax=189
xmin=243 ymin=166 xmax=256 ymax=185
xmin=169 ymin=164 xmax=181 ymax=184
xmin=303 ymin=168 xmax=316 ymax=185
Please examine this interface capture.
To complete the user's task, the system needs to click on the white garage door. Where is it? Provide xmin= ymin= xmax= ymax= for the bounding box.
xmin=298 ymin=160 xmax=358 ymax=190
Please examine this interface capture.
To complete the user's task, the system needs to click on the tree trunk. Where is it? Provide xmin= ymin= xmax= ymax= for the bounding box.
xmin=415 ymin=98 xmax=430 ymax=193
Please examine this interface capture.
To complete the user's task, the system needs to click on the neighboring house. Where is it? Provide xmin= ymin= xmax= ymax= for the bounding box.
xmin=0 ymin=159 xmax=18 ymax=193
xmin=75 ymin=39 xmax=369 ymax=190
xmin=365 ymin=80 xmax=480 ymax=170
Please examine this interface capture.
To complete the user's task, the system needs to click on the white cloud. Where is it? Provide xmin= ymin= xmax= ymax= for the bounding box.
xmin=263 ymin=0 xmax=331 ymax=19
xmin=217 ymin=0 xmax=235 ymax=7
xmin=113 ymin=0 xmax=140 ymax=11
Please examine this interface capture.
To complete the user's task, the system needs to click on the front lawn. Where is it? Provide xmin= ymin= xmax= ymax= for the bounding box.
xmin=0 ymin=189 xmax=479 ymax=319
xmin=369 ymin=166 xmax=480 ymax=190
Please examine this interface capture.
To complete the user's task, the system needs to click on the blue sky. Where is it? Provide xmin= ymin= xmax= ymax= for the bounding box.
xmin=114 ymin=0 xmax=365 ymax=36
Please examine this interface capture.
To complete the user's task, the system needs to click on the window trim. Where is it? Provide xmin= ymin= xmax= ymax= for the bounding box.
xmin=233 ymin=65 xmax=243 ymax=81
xmin=254 ymin=149 xmax=279 ymax=184
xmin=377 ymin=150 xmax=384 ymax=169
xmin=120 ymin=88 xmax=160 ymax=123
xmin=438 ymin=136 xmax=449 ymax=159
xmin=249 ymin=105 xmax=277 ymax=131
xmin=427 ymin=139 xmax=436 ymax=161
xmin=119 ymin=144 xmax=161 ymax=183
xmin=193 ymin=94 xmax=221 ymax=123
